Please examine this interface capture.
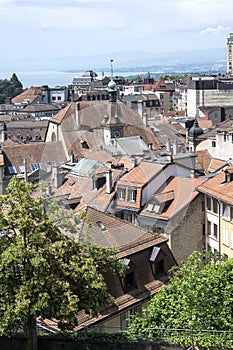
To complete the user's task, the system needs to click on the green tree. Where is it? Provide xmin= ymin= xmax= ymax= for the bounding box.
xmin=10 ymin=73 xmax=23 ymax=90
xmin=0 ymin=177 xmax=125 ymax=350
xmin=0 ymin=73 xmax=23 ymax=104
xmin=128 ymin=252 xmax=233 ymax=348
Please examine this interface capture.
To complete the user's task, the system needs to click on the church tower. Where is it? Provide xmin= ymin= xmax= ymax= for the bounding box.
xmin=102 ymin=60 xmax=124 ymax=145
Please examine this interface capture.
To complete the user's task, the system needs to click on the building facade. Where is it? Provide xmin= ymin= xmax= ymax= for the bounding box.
xmin=227 ymin=33 xmax=233 ymax=75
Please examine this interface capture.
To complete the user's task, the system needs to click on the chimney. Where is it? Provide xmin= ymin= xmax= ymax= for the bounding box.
xmin=106 ymin=169 xmax=112 ymax=194
xmin=166 ymin=138 xmax=171 ymax=152
xmin=143 ymin=112 xmax=148 ymax=127
xmin=52 ymin=166 xmax=66 ymax=189
xmin=46 ymin=185 xmax=52 ymax=196
xmin=173 ymin=139 xmax=178 ymax=155
xmin=131 ymin=157 xmax=137 ymax=168
xmin=70 ymin=151 xmax=75 ymax=163
xmin=76 ymin=102 xmax=80 ymax=129
xmin=137 ymin=100 xmax=143 ymax=118
xmin=148 ymin=143 xmax=153 ymax=150
xmin=190 ymin=169 xmax=195 ymax=178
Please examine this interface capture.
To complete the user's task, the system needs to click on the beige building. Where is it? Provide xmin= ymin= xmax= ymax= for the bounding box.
xmin=197 ymin=165 xmax=233 ymax=259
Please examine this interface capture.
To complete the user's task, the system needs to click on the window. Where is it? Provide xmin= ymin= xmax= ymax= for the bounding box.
xmin=223 ymin=228 xmax=229 ymax=245
xmin=206 ymin=196 xmax=211 ymax=211
xmin=30 ymin=163 xmax=41 ymax=171
xmin=207 ymin=221 xmax=211 ymax=235
xmin=124 ymin=271 xmax=135 ymax=290
xmin=223 ymin=204 xmax=231 ymax=220
xmin=212 ymin=141 xmax=216 ymax=148
xmin=121 ymin=259 xmax=137 ymax=292
xmin=213 ymin=223 xmax=218 ymax=239
xmin=128 ymin=189 xmax=137 ymax=202
xmin=231 ymin=231 xmax=233 ymax=248
xmin=8 ymin=166 xmax=17 ymax=174
xmin=18 ymin=165 xmax=25 ymax=174
xmin=96 ymin=221 xmax=106 ymax=231
xmin=213 ymin=198 xmax=219 ymax=214
xmin=117 ymin=187 xmax=126 ymax=201
xmin=150 ymin=247 xmax=166 ymax=277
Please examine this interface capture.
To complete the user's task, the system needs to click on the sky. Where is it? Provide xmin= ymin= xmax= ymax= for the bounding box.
xmin=0 ymin=0 xmax=232 ymax=71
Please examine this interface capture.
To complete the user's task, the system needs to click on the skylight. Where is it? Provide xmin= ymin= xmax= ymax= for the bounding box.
xmin=96 ymin=221 xmax=106 ymax=231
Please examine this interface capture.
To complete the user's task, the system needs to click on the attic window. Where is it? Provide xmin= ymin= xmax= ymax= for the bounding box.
xmin=149 ymin=247 xmax=160 ymax=262
xmin=69 ymin=181 xmax=76 ymax=186
xmin=19 ymin=165 xmax=25 ymax=174
xmin=124 ymin=258 xmax=131 ymax=266
xmin=35 ymin=133 xmax=41 ymax=141
xmin=150 ymin=247 xmax=166 ymax=277
xmin=8 ymin=166 xmax=17 ymax=174
xmin=146 ymin=204 xmax=161 ymax=213
xmin=31 ymin=163 xmax=41 ymax=171
xmin=121 ymin=259 xmax=137 ymax=292
xmin=96 ymin=221 xmax=106 ymax=231
xmin=25 ymin=133 xmax=32 ymax=141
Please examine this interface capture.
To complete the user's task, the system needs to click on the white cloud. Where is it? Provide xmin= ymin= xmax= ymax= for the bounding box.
xmin=199 ymin=26 xmax=231 ymax=35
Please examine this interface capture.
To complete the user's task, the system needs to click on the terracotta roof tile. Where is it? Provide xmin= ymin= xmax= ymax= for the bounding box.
xmin=197 ymin=168 xmax=233 ymax=203
xmin=2 ymin=142 xmax=67 ymax=174
xmin=140 ymin=176 xmax=205 ymax=221
xmin=12 ymin=87 xmax=44 ymax=104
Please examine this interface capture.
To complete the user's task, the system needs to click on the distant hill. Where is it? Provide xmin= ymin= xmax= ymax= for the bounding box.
xmin=65 ymin=47 xmax=226 ymax=75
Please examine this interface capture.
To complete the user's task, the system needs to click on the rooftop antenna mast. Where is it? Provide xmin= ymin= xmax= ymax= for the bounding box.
xmin=110 ymin=59 xmax=114 ymax=80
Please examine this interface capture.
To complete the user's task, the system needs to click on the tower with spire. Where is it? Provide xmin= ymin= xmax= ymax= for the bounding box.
xmin=102 ymin=59 xmax=124 ymax=145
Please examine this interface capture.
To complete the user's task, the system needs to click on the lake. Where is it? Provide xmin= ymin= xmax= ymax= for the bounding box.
xmin=0 ymin=70 xmax=150 ymax=88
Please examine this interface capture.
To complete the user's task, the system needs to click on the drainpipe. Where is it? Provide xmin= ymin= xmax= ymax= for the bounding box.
xmin=218 ymin=199 xmax=221 ymax=255
xmin=23 ymin=158 xmax=28 ymax=182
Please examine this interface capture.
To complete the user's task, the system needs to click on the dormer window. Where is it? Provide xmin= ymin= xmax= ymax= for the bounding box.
xmin=121 ymin=259 xmax=137 ymax=292
xmin=117 ymin=187 xmax=126 ymax=201
xmin=128 ymin=188 xmax=137 ymax=202
xmin=96 ymin=221 xmax=106 ymax=231
xmin=150 ymin=247 xmax=166 ymax=277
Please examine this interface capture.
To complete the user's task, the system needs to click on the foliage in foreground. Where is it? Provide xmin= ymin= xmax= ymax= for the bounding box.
xmin=59 ymin=331 xmax=131 ymax=343
xmin=127 ymin=251 xmax=233 ymax=348
xmin=0 ymin=177 xmax=125 ymax=350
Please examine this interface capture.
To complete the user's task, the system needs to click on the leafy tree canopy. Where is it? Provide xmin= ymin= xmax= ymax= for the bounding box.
xmin=0 ymin=73 xmax=23 ymax=104
xmin=128 ymin=251 xmax=233 ymax=348
xmin=0 ymin=177 xmax=125 ymax=350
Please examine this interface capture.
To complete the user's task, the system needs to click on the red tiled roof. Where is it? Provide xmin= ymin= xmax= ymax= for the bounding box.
xmin=2 ymin=142 xmax=67 ymax=174
xmin=12 ymin=87 xmax=44 ymax=104
xmin=140 ymin=176 xmax=205 ymax=221
xmin=197 ymin=167 xmax=233 ymax=203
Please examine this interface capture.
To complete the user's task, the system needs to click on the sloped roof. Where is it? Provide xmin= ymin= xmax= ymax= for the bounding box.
xmin=140 ymin=176 xmax=205 ymax=221
xmin=2 ymin=141 xmax=67 ymax=174
xmin=117 ymin=161 xmax=165 ymax=187
xmin=195 ymin=149 xmax=227 ymax=174
xmin=52 ymin=166 xmax=123 ymax=212
xmin=153 ymin=78 xmax=174 ymax=91
xmin=77 ymin=206 xmax=167 ymax=253
xmin=197 ymin=166 xmax=233 ymax=203
xmin=12 ymin=87 xmax=44 ymax=104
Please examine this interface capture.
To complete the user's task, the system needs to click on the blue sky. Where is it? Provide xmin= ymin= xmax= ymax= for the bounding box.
xmin=0 ymin=0 xmax=232 ymax=71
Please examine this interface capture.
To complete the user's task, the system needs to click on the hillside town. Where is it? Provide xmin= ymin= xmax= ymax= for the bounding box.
xmin=0 ymin=31 xmax=233 ymax=349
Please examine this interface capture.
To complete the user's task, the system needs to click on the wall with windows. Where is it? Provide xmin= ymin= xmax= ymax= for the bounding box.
xmin=197 ymin=130 xmax=233 ymax=161
xmin=221 ymin=206 xmax=233 ymax=258
xmin=204 ymin=195 xmax=233 ymax=257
